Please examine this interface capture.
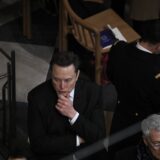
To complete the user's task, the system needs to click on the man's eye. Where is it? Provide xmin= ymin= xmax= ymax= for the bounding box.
xmin=53 ymin=78 xmax=59 ymax=82
xmin=65 ymin=78 xmax=72 ymax=83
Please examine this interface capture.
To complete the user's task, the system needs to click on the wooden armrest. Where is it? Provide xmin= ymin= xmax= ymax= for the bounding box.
xmin=104 ymin=111 xmax=114 ymax=137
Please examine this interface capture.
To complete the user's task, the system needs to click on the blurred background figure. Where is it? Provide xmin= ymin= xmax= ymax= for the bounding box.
xmin=128 ymin=0 xmax=160 ymax=36
xmin=110 ymin=0 xmax=126 ymax=18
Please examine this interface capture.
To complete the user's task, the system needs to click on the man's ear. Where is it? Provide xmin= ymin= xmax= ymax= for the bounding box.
xmin=76 ymin=70 xmax=80 ymax=80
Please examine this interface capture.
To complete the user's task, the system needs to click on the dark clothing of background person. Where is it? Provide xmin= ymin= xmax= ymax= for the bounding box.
xmin=27 ymin=78 xmax=105 ymax=160
xmin=111 ymin=0 xmax=126 ymax=18
xmin=69 ymin=0 xmax=107 ymax=19
xmin=128 ymin=0 xmax=160 ymax=37
xmin=106 ymin=41 xmax=160 ymax=156
xmin=107 ymin=41 xmax=160 ymax=133
xmin=114 ymin=140 xmax=156 ymax=160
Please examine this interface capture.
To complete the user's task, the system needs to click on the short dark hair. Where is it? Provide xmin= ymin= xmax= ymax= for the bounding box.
xmin=141 ymin=20 xmax=160 ymax=44
xmin=50 ymin=51 xmax=80 ymax=72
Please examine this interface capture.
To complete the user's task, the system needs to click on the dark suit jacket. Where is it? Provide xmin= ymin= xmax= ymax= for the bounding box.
xmin=114 ymin=141 xmax=155 ymax=160
xmin=107 ymin=41 xmax=160 ymax=134
xmin=27 ymin=78 xmax=105 ymax=160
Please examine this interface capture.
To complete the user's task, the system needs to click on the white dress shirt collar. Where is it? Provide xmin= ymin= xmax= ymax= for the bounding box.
xmin=69 ymin=89 xmax=75 ymax=102
xmin=136 ymin=42 xmax=152 ymax=54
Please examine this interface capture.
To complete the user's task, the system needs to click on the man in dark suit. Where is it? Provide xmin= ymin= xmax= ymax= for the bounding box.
xmin=106 ymin=20 xmax=160 ymax=159
xmin=27 ymin=51 xmax=105 ymax=160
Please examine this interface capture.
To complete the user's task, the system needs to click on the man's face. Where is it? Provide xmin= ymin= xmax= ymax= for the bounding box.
xmin=144 ymin=129 xmax=160 ymax=160
xmin=51 ymin=64 xmax=79 ymax=97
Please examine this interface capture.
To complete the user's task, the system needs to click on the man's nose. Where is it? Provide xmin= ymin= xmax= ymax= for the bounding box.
xmin=59 ymin=80 xmax=66 ymax=89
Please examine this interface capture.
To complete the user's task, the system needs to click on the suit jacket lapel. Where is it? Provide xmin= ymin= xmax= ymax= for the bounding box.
xmin=73 ymin=79 xmax=86 ymax=113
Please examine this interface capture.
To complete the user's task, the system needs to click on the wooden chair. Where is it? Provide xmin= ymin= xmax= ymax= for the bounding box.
xmin=104 ymin=111 xmax=114 ymax=137
xmin=62 ymin=0 xmax=108 ymax=84
xmin=22 ymin=0 xmax=59 ymax=39
xmin=101 ymin=82 xmax=117 ymax=137
xmin=61 ymin=0 xmax=140 ymax=84
xmin=22 ymin=0 xmax=31 ymax=39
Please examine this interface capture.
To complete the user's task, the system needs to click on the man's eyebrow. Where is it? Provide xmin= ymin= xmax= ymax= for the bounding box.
xmin=52 ymin=77 xmax=74 ymax=80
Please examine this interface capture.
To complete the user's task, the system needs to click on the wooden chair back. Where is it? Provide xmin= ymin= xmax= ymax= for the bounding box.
xmin=63 ymin=0 xmax=140 ymax=84
xmin=104 ymin=111 xmax=114 ymax=137
xmin=64 ymin=0 xmax=101 ymax=51
xmin=63 ymin=0 xmax=103 ymax=84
